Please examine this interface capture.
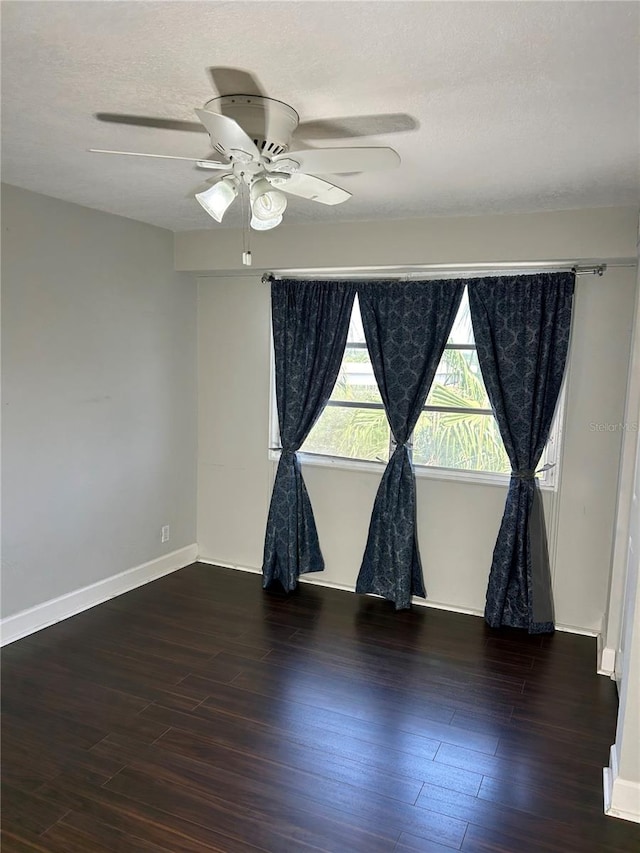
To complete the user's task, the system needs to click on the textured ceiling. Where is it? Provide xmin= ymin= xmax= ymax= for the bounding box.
xmin=1 ymin=1 xmax=638 ymax=232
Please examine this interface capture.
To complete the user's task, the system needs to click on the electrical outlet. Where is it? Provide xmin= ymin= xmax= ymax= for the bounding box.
xmin=161 ymin=525 xmax=170 ymax=543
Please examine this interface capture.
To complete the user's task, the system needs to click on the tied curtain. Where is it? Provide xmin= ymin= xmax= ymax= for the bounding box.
xmin=355 ymin=280 xmax=465 ymax=610
xmin=467 ymin=273 xmax=575 ymax=634
xmin=262 ymin=279 xmax=356 ymax=592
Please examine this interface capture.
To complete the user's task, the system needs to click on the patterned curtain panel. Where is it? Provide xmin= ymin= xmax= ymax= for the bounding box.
xmin=263 ymin=279 xmax=356 ymax=592
xmin=355 ymin=280 xmax=465 ymax=610
xmin=467 ymin=272 xmax=575 ymax=634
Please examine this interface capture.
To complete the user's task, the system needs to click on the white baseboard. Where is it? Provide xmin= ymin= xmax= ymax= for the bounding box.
xmin=198 ymin=558 xmax=262 ymax=575
xmin=604 ymin=745 xmax=640 ymax=823
xmin=597 ymin=633 xmax=617 ymax=677
xmin=197 ymin=558 xmax=484 ymax=614
xmin=554 ymin=623 xmax=599 ymax=637
xmin=195 ymin=558 xmax=600 ymax=631
xmin=303 ymin=575 xmax=487 ymax=618
xmin=0 ymin=544 xmax=198 ymax=647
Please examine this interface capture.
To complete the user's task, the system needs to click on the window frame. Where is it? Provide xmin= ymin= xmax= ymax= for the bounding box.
xmin=268 ymin=290 xmax=565 ymax=492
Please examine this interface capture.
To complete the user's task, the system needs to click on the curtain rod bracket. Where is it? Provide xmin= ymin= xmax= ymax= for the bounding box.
xmin=573 ymin=264 xmax=607 ymax=277
xmin=262 ymin=272 xmax=275 ymax=285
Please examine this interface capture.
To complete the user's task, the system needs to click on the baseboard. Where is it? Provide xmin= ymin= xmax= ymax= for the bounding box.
xmin=0 ymin=544 xmax=198 ymax=646
xmin=597 ymin=633 xmax=617 ymax=677
xmin=195 ymin=558 xmax=601 ymax=630
xmin=554 ymin=623 xmax=599 ymax=638
xmin=604 ymin=745 xmax=640 ymax=823
xmin=197 ymin=558 xmax=484 ymax=614
xmin=198 ymin=558 xmax=262 ymax=575
xmin=302 ymin=575 xmax=486 ymax=618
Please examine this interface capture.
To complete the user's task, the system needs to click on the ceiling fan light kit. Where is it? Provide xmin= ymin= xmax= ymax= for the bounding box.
xmin=91 ymin=77 xmax=401 ymax=259
xmin=250 ymin=214 xmax=283 ymax=231
xmin=194 ymin=175 xmax=239 ymax=222
xmin=250 ymin=177 xmax=288 ymax=222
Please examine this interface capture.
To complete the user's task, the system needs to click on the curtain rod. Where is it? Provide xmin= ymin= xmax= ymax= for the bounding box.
xmin=260 ymin=258 xmax=636 ymax=284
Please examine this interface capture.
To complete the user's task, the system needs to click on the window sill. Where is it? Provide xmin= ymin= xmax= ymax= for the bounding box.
xmin=268 ymin=450 xmax=556 ymax=491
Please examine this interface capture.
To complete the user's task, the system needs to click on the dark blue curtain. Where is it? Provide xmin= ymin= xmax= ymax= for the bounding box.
xmin=262 ymin=279 xmax=356 ymax=592
xmin=355 ymin=280 xmax=465 ymax=610
xmin=467 ymin=273 xmax=574 ymax=634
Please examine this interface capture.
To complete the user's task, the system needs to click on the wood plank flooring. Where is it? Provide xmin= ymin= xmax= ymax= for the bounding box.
xmin=2 ymin=563 xmax=639 ymax=852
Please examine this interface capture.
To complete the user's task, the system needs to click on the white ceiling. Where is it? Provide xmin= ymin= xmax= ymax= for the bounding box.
xmin=2 ymin=1 xmax=638 ymax=232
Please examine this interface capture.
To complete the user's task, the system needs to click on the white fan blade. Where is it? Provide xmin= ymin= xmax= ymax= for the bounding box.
xmin=195 ymin=109 xmax=260 ymax=160
xmin=89 ymin=149 xmax=229 ymax=169
xmin=271 ymin=147 xmax=400 ymax=175
xmin=271 ymin=174 xmax=351 ymax=205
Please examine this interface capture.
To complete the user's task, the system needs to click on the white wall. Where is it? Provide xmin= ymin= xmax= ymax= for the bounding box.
xmin=603 ymin=216 xmax=640 ymax=823
xmin=190 ymin=207 xmax=638 ymax=634
xmin=177 ymin=207 xmax=636 ymax=273
xmin=602 ymin=220 xmax=640 ymax=676
xmin=605 ymin=390 xmax=640 ymax=822
xmin=197 ymin=275 xmax=273 ymax=569
xmin=1 ymin=184 xmax=198 ymax=619
xmin=552 ymin=266 xmax=637 ymax=630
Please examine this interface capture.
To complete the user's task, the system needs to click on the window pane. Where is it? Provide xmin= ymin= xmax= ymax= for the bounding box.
xmin=278 ymin=289 xmax=555 ymax=480
xmin=412 ymin=410 xmax=510 ymax=472
xmin=426 ymin=347 xmax=491 ymax=410
xmin=447 ymin=287 xmax=474 ymax=345
xmin=346 ymin=294 xmax=367 ymax=344
xmin=331 ymin=347 xmax=382 ymax=404
xmin=302 ymin=405 xmax=390 ymax=462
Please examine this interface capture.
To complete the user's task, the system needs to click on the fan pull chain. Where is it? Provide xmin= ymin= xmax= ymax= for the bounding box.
xmin=240 ymin=179 xmax=252 ymax=266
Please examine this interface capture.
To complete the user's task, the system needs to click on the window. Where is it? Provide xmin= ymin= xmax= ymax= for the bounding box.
xmin=270 ymin=286 xmax=561 ymax=487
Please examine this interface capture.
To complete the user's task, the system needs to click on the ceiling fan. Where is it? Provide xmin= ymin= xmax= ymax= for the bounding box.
xmin=90 ymin=74 xmax=403 ymax=241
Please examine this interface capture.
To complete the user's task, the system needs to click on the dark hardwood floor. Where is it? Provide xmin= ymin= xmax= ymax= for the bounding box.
xmin=2 ymin=563 xmax=639 ymax=852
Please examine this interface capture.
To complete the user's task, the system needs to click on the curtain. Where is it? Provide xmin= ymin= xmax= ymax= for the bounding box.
xmin=355 ymin=280 xmax=465 ymax=610
xmin=262 ymin=278 xmax=356 ymax=592
xmin=467 ymin=272 xmax=574 ymax=633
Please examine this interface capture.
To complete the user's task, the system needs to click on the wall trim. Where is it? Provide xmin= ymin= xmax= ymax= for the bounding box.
xmin=604 ymin=745 xmax=640 ymax=823
xmin=196 ymin=558 xmax=600 ymax=635
xmin=597 ymin=633 xmax=617 ymax=677
xmin=199 ymin=559 xmax=262 ymax=575
xmin=0 ymin=544 xmax=198 ymax=646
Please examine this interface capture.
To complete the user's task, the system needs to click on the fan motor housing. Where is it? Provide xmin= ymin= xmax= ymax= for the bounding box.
xmin=203 ymin=95 xmax=299 ymax=158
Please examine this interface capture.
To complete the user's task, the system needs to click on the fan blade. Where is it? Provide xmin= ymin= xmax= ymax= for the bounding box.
xmin=272 ymin=147 xmax=400 ymax=175
xmin=207 ymin=67 xmax=265 ymax=97
xmin=195 ymin=109 xmax=260 ymax=160
xmin=271 ymin=174 xmax=351 ymax=206
xmin=89 ymin=149 xmax=229 ymax=168
xmin=297 ymin=113 xmax=418 ymax=140
xmin=95 ymin=113 xmax=207 ymax=133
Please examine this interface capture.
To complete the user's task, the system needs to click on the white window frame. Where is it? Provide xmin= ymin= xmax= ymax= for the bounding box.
xmin=268 ymin=293 xmax=565 ymax=492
